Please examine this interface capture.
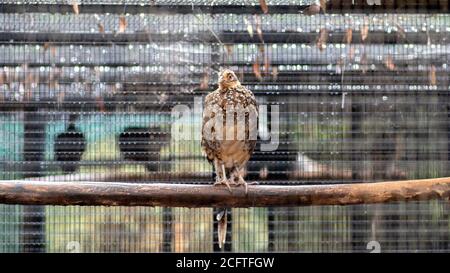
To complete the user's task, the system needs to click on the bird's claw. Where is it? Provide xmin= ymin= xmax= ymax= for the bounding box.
xmin=233 ymin=180 xmax=247 ymax=194
xmin=214 ymin=179 xmax=232 ymax=193
xmin=214 ymin=178 xmax=258 ymax=195
xmin=232 ymin=180 xmax=258 ymax=195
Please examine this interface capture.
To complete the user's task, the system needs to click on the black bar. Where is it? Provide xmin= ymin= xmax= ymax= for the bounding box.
xmin=447 ymin=94 xmax=450 ymax=174
xmin=350 ymin=99 xmax=363 ymax=251
xmin=0 ymin=4 xmax=305 ymax=14
xmin=2 ymin=89 xmax=450 ymax=112
xmin=21 ymin=107 xmax=46 ymax=253
xmin=162 ymin=207 xmax=172 ymax=252
xmin=0 ymin=1 xmax=448 ymax=14
xmin=267 ymin=208 xmax=275 ymax=252
xmin=0 ymin=31 xmax=439 ymax=45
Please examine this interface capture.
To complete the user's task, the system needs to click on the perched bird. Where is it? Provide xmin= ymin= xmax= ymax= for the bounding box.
xmin=54 ymin=118 xmax=86 ymax=174
xmin=118 ymin=126 xmax=170 ymax=173
xmin=302 ymin=0 xmax=326 ymax=15
xmin=201 ymin=69 xmax=258 ymax=248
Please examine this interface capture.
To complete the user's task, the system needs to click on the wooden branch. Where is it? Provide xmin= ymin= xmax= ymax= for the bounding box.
xmin=22 ymin=172 xmax=211 ymax=182
xmin=0 ymin=177 xmax=450 ymax=207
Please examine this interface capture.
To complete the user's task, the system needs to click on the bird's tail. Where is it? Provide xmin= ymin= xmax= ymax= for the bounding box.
xmin=216 ymin=208 xmax=227 ymax=249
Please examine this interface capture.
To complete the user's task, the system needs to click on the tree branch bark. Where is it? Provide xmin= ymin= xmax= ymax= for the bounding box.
xmin=0 ymin=177 xmax=449 ymax=207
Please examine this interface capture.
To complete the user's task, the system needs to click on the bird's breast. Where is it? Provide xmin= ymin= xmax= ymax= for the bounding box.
xmin=218 ymin=140 xmax=251 ymax=168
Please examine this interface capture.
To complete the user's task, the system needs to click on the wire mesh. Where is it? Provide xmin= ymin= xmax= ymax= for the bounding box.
xmin=0 ymin=0 xmax=449 ymax=252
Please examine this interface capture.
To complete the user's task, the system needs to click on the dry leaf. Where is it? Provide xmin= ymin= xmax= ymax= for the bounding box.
xmin=24 ymin=70 xmax=34 ymax=101
xmin=348 ymin=45 xmax=355 ymax=60
xmin=384 ymin=55 xmax=395 ymax=71
xmin=98 ymin=23 xmax=105 ymax=33
xmin=158 ymin=92 xmax=168 ymax=104
xmin=361 ymin=52 xmax=368 ymax=74
xmin=253 ymin=58 xmax=263 ymax=81
xmin=429 ymin=65 xmax=437 ymax=86
xmin=96 ymin=97 xmax=106 ymax=112
xmin=57 ymin=91 xmax=65 ymax=104
xmin=259 ymin=0 xmax=269 ymax=14
xmin=50 ymin=46 xmax=57 ymax=57
xmin=43 ymin=42 xmax=51 ymax=51
xmin=320 ymin=0 xmax=327 ymax=12
xmin=263 ymin=55 xmax=270 ymax=75
xmin=72 ymin=1 xmax=79 ymax=15
xmin=49 ymin=79 xmax=57 ymax=89
xmin=200 ymin=72 xmax=209 ymax=90
xmin=258 ymin=44 xmax=265 ymax=54
xmin=344 ymin=28 xmax=353 ymax=44
xmin=259 ymin=166 xmax=269 ymax=180
xmin=254 ymin=15 xmax=264 ymax=43
xmin=224 ymin=44 xmax=233 ymax=55
xmin=244 ymin=18 xmax=253 ymax=38
xmin=118 ymin=15 xmax=127 ymax=33
xmin=316 ymin=28 xmax=328 ymax=51
xmin=239 ymin=69 xmax=244 ymax=82
xmin=50 ymin=77 xmax=58 ymax=89
xmin=25 ymin=70 xmax=36 ymax=87
xmin=336 ymin=58 xmax=343 ymax=74
xmin=24 ymin=87 xmax=32 ymax=101
xmin=303 ymin=3 xmax=321 ymax=16
xmin=49 ymin=67 xmax=60 ymax=89
xmin=271 ymin=66 xmax=278 ymax=81
xmin=395 ymin=23 xmax=406 ymax=40
xmin=44 ymin=42 xmax=57 ymax=57
xmin=361 ymin=20 xmax=369 ymax=42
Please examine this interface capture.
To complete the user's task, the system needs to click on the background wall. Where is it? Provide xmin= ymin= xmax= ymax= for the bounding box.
xmin=0 ymin=0 xmax=449 ymax=252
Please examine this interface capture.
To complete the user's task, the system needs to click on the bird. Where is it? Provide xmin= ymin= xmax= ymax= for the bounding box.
xmin=118 ymin=126 xmax=170 ymax=173
xmin=302 ymin=0 xmax=326 ymax=15
xmin=54 ymin=116 xmax=86 ymax=174
xmin=201 ymin=69 xmax=258 ymax=249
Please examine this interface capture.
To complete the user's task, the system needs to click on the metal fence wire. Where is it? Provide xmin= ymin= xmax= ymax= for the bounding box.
xmin=0 ymin=0 xmax=450 ymax=252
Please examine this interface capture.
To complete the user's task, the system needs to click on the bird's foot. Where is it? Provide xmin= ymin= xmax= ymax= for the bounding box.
xmin=233 ymin=178 xmax=249 ymax=195
xmin=214 ymin=178 xmax=232 ymax=193
xmin=232 ymin=180 xmax=259 ymax=195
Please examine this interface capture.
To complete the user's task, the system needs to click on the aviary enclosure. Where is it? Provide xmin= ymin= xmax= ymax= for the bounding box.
xmin=0 ymin=0 xmax=450 ymax=253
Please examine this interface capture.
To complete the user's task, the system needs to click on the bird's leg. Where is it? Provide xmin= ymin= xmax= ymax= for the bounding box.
xmin=221 ymin=164 xmax=232 ymax=192
xmin=235 ymin=167 xmax=248 ymax=195
xmin=232 ymin=167 xmax=259 ymax=194
xmin=229 ymin=163 xmax=242 ymax=185
xmin=229 ymin=166 xmax=242 ymax=185
xmin=213 ymin=161 xmax=232 ymax=192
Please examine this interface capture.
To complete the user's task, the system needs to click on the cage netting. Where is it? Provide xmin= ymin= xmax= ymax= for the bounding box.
xmin=0 ymin=0 xmax=449 ymax=252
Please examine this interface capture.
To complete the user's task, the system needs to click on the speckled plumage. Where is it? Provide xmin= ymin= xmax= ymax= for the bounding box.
xmin=201 ymin=70 xmax=258 ymax=177
xmin=201 ymin=69 xmax=258 ymax=249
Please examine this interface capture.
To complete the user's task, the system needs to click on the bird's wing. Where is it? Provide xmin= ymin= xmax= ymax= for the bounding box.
xmin=238 ymin=85 xmax=258 ymax=114
xmin=237 ymin=85 xmax=258 ymax=155
xmin=201 ymin=91 xmax=220 ymax=163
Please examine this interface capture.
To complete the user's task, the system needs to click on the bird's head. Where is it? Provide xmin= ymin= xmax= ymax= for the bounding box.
xmin=218 ymin=69 xmax=240 ymax=90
